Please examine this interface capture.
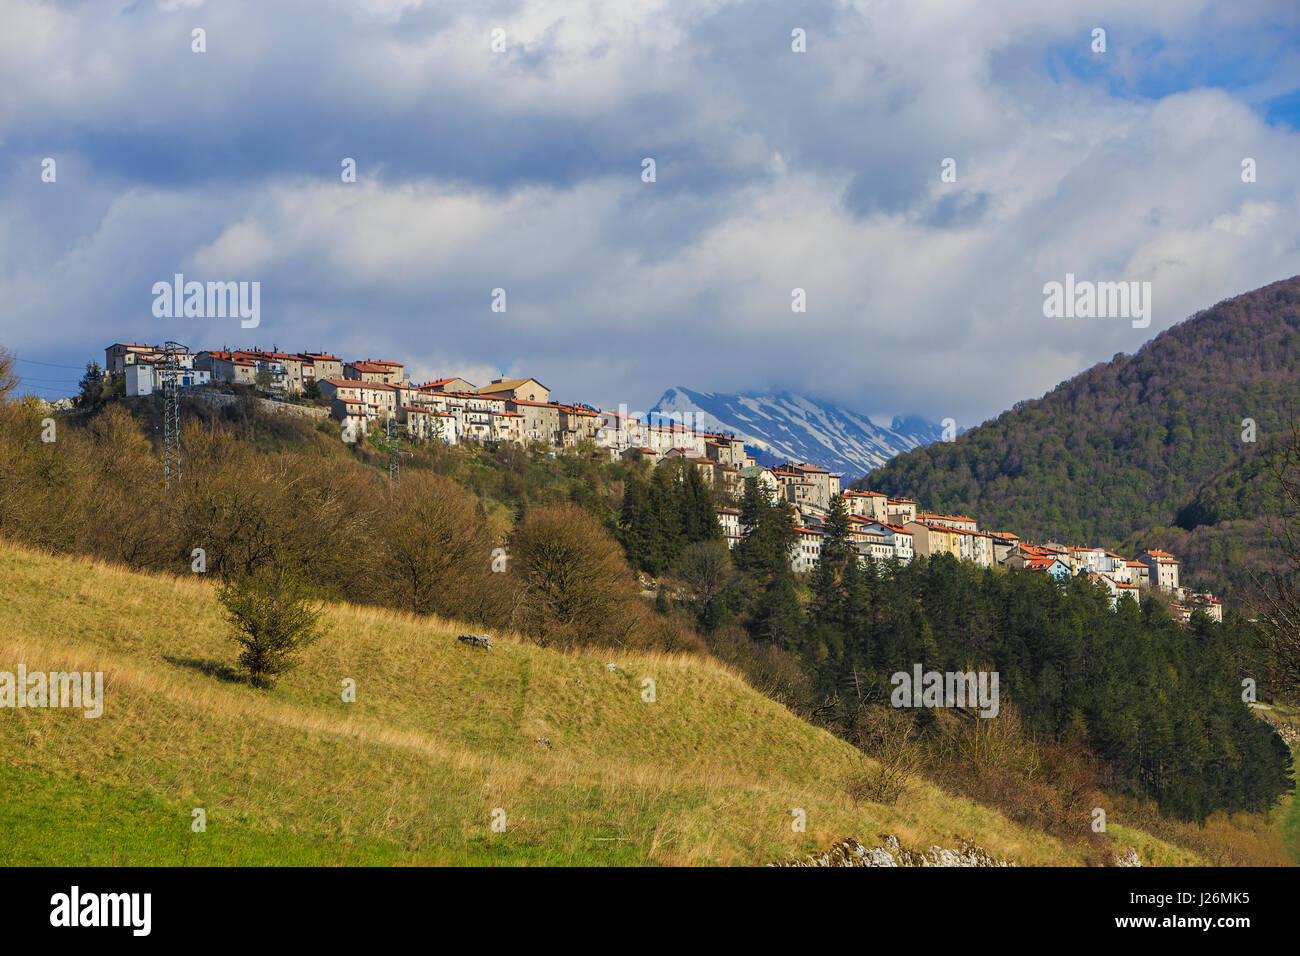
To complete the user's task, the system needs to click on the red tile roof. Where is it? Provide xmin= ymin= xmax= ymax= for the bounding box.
xmin=321 ymin=378 xmax=394 ymax=391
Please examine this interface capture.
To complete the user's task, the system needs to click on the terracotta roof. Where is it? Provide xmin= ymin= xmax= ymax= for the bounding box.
xmin=473 ymin=377 xmax=549 ymax=394
xmin=321 ymin=378 xmax=394 ymax=391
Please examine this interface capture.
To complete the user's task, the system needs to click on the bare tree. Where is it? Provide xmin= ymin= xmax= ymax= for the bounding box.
xmin=668 ymin=539 xmax=735 ymax=610
xmin=0 ymin=347 xmax=16 ymax=398
xmin=510 ymin=503 xmax=644 ymax=649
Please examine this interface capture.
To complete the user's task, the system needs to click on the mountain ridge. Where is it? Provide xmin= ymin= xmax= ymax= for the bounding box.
xmin=861 ymin=274 xmax=1300 ymax=594
xmin=649 ymin=386 xmax=944 ymax=480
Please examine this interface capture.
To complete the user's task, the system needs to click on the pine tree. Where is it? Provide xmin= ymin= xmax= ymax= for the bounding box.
xmin=682 ymin=464 xmax=720 ymax=543
xmin=820 ymin=494 xmax=854 ymax=570
xmin=649 ymin=462 xmax=684 ymax=571
xmin=735 ymin=481 xmax=798 ymax=581
xmin=618 ymin=470 xmax=658 ymax=573
xmin=76 ymin=362 xmax=106 ymax=409
xmin=752 ymin=573 xmax=805 ymax=652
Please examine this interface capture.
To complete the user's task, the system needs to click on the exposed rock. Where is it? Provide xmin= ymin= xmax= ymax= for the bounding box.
xmin=1113 ymin=847 xmax=1142 ymax=867
xmin=770 ymin=835 xmax=1014 ymax=867
xmin=457 ymin=634 xmax=493 ymax=650
xmin=534 ymin=737 xmax=553 ymax=750
xmin=1251 ymin=706 xmax=1300 ymax=747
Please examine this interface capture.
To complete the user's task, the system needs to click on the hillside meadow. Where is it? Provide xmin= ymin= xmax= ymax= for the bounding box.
xmin=0 ymin=541 xmax=1199 ymax=866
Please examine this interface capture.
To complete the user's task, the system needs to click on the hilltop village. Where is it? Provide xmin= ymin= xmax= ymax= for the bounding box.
xmin=103 ymin=342 xmax=1223 ymax=621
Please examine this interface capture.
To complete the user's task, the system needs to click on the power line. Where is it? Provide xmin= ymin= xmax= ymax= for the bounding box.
xmin=12 ymin=356 xmax=87 ymax=370
xmin=16 ymin=376 xmax=78 ymax=385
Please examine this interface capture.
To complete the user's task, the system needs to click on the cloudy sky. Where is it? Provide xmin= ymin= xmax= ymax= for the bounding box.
xmin=2 ymin=0 xmax=1298 ymax=426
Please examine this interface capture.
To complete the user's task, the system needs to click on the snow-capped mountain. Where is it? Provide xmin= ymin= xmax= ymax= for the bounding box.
xmin=649 ymin=387 xmax=946 ymax=481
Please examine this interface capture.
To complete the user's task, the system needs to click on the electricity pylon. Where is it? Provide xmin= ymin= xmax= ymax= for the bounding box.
xmin=159 ymin=341 xmax=188 ymax=493
xmin=386 ymin=416 xmax=412 ymax=483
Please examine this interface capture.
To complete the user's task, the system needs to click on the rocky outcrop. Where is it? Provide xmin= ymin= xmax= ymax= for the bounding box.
xmin=1250 ymin=704 xmax=1300 ymax=747
xmin=184 ymin=389 xmax=330 ymax=421
xmin=771 ymin=835 xmax=1014 ymax=867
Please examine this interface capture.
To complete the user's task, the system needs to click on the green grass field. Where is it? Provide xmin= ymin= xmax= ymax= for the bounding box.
xmin=0 ymin=541 xmax=1203 ymax=866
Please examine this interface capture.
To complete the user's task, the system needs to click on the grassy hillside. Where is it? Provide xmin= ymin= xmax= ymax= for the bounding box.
xmin=862 ymin=275 xmax=1300 ymax=596
xmin=0 ymin=540 xmax=1198 ymax=866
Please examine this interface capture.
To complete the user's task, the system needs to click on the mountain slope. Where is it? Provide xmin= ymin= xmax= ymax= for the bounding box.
xmin=650 ymin=386 xmax=944 ymax=480
xmin=0 ymin=540 xmax=1197 ymax=866
xmin=862 ymin=275 xmax=1300 ymax=592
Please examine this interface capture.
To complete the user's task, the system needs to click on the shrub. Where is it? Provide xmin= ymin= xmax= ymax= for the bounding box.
xmin=218 ymin=564 xmax=327 ymax=688
xmin=845 ymin=705 xmax=924 ymax=805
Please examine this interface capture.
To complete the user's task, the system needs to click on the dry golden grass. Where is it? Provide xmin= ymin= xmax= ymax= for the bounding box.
xmin=0 ymin=539 xmax=1199 ymax=866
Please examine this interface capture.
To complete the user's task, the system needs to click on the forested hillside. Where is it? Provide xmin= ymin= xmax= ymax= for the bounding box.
xmin=863 ymin=276 xmax=1300 ymax=595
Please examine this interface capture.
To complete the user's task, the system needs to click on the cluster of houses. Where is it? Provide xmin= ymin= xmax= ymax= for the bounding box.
xmin=103 ymin=341 xmax=1223 ymax=621
xmin=718 ymin=461 xmax=1222 ymax=621
xmin=104 ymin=340 xmax=766 ymax=487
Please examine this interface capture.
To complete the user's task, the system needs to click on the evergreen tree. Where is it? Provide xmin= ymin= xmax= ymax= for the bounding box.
xmin=682 ymin=464 xmax=720 ymax=543
xmin=751 ymin=573 xmax=804 ymax=652
xmin=734 ymin=481 xmax=798 ymax=581
xmin=649 ymin=462 xmax=684 ymax=571
xmin=618 ymin=470 xmax=658 ymax=573
xmin=76 ymin=362 xmax=107 ymax=409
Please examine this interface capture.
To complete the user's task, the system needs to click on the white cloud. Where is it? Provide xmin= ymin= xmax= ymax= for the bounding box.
xmin=1 ymin=0 xmax=1297 ymax=421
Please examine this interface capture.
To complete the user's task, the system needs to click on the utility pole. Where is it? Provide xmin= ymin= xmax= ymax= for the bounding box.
xmin=158 ymin=341 xmax=187 ymax=493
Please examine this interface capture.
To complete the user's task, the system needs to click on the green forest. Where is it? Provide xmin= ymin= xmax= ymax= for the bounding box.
xmin=634 ymin=480 xmax=1293 ymax=824
xmin=862 ymin=276 xmax=1300 ymax=598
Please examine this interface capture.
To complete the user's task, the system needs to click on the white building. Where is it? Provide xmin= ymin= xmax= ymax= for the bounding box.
xmin=125 ymin=363 xmax=210 ymax=396
xmin=855 ymin=528 xmax=894 ymax=565
xmin=862 ymin=521 xmax=914 ymax=565
xmin=791 ymin=526 xmax=823 ymax=573
xmin=716 ymin=507 xmax=743 ymax=548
